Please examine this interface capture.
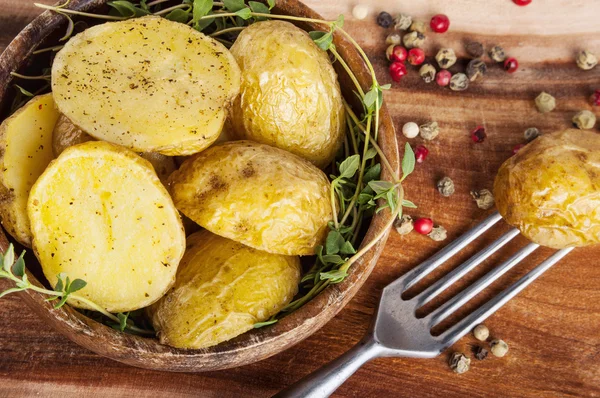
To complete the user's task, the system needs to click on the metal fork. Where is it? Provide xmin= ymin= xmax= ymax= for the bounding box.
xmin=275 ymin=212 xmax=573 ymax=398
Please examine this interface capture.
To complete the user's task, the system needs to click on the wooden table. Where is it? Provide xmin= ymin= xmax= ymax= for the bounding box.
xmin=1 ymin=0 xmax=599 ymax=396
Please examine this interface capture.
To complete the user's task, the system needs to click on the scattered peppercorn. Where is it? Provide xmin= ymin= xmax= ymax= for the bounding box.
xmin=389 ymin=61 xmax=408 ymax=82
xmin=385 ymin=32 xmax=402 ymax=45
xmin=387 ymin=45 xmax=408 ymax=62
xmin=513 ymin=0 xmax=532 ymax=5
xmin=490 ymin=339 xmax=509 ymax=357
xmin=474 ymin=346 xmax=489 ymax=360
xmin=415 ymin=145 xmax=429 ymax=163
xmin=450 ymin=73 xmax=469 ymax=91
xmin=403 ymin=31 xmax=426 ymax=49
xmin=488 ymin=45 xmax=506 ymax=62
xmin=465 ymin=41 xmax=484 ymax=58
xmin=430 ymin=14 xmax=450 ymax=33
xmin=591 ymin=90 xmax=600 ymax=106
xmin=524 ymin=127 xmax=541 ymax=142
xmin=436 ymin=70 xmax=452 ymax=87
xmin=414 ymin=217 xmax=434 ymax=235
xmin=512 ymin=143 xmax=525 ymax=154
xmin=394 ymin=13 xmax=412 ymax=30
xmin=470 ymin=126 xmax=486 ymax=143
xmin=449 ymin=352 xmax=471 ymax=374
xmin=402 ymin=122 xmax=420 ymax=138
xmin=535 ymin=92 xmax=556 ymax=113
xmin=576 ymin=50 xmax=598 ymax=71
xmin=428 ymin=225 xmax=447 ymax=241
xmin=466 ymin=59 xmax=487 ymax=82
xmin=352 ymin=4 xmax=370 ymax=20
xmin=395 ymin=214 xmax=414 ymax=235
xmin=572 ymin=110 xmax=597 ymax=129
xmin=473 ymin=324 xmax=490 ymax=341
xmin=377 ymin=11 xmax=394 ymax=28
xmin=436 ymin=48 xmax=457 ymax=69
xmin=419 ymin=63 xmax=437 ymax=83
xmin=410 ymin=20 xmax=427 ymax=33
xmin=437 ymin=176 xmax=455 ymax=197
xmin=419 ymin=121 xmax=440 ymax=140
xmin=471 ymin=189 xmax=495 ymax=210
xmin=504 ymin=57 xmax=519 ymax=73
xmin=408 ymin=48 xmax=426 ymax=65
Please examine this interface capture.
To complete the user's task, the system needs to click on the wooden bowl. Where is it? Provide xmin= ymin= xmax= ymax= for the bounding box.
xmin=0 ymin=0 xmax=399 ymax=371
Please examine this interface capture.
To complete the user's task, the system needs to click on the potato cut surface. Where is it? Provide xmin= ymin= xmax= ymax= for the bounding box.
xmin=0 ymin=93 xmax=58 ymax=247
xmin=28 ymin=141 xmax=185 ymax=312
xmin=51 ymin=16 xmax=240 ymax=156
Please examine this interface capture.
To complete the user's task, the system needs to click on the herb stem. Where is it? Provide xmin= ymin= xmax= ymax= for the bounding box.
xmin=34 ymin=3 xmax=127 ymax=20
xmin=153 ymin=4 xmax=190 ymax=16
xmin=10 ymin=72 xmax=51 ymax=81
xmin=329 ymin=47 xmax=364 ymax=97
xmin=209 ymin=26 xmax=245 ymax=37
xmin=33 ymin=45 xmax=64 ymax=54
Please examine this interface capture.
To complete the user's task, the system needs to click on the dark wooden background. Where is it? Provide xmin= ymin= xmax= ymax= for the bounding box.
xmin=1 ymin=0 xmax=599 ymax=396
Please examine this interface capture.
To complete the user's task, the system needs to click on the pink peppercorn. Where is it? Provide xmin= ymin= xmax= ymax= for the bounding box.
xmin=389 ymin=45 xmax=408 ymax=63
xmin=389 ymin=62 xmax=407 ymax=82
xmin=590 ymin=90 xmax=600 ymax=106
xmin=436 ymin=70 xmax=452 ymax=86
xmin=430 ymin=14 xmax=450 ymax=33
xmin=512 ymin=0 xmax=532 ymax=5
xmin=471 ymin=126 xmax=487 ymax=143
xmin=415 ymin=145 xmax=429 ymax=163
xmin=408 ymin=48 xmax=425 ymax=66
xmin=414 ymin=218 xmax=434 ymax=235
xmin=504 ymin=57 xmax=519 ymax=73
xmin=513 ymin=144 xmax=525 ymax=154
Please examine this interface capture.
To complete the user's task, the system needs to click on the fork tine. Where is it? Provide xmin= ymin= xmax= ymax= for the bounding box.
xmin=439 ymin=247 xmax=574 ymax=348
xmin=401 ymin=212 xmax=503 ymax=291
xmin=416 ymin=228 xmax=521 ymax=307
xmin=427 ymin=242 xmax=540 ymax=328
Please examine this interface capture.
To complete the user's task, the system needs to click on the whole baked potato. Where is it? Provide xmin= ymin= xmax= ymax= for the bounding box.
xmin=229 ymin=21 xmax=345 ymax=168
xmin=150 ymin=230 xmax=301 ymax=349
xmin=168 ymin=141 xmax=333 ymax=256
xmin=494 ymin=129 xmax=600 ymax=249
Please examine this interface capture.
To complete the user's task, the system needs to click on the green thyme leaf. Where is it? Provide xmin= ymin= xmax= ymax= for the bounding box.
xmin=340 ymin=241 xmax=356 ymax=255
xmin=325 ymin=230 xmax=345 ymax=254
xmin=364 ymin=147 xmax=377 ymax=161
xmin=309 ymin=31 xmax=333 ymax=51
xmin=338 ymin=154 xmax=360 ymax=179
xmin=55 ymin=273 xmax=66 ymax=292
xmin=358 ymin=192 xmax=373 ymax=205
xmin=165 ymin=9 xmax=190 ymax=23
xmin=235 ymin=7 xmax=252 ymax=20
xmin=2 ymin=245 xmax=14 ymax=273
xmin=108 ymin=1 xmax=150 ymax=17
xmin=194 ymin=11 xmax=215 ymax=31
xmin=12 ymin=253 xmax=25 ymax=278
xmin=402 ymin=199 xmax=417 ymax=208
xmin=54 ymin=295 xmax=69 ymax=309
xmin=223 ymin=0 xmax=245 ymax=11
xmin=320 ymin=269 xmax=347 ymax=281
xmin=334 ymin=14 xmax=344 ymax=28
xmin=380 ymin=83 xmax=391 ymax=90
xmin=254 ymin=319 xmax=278 ymax=328
xmin=192 ymin=0 xmax=213 ymax=26
xmin=363 ymin=163 xmax=381 ymax=183
xmin=321 ymin=254 xmax=345 ymax=265
xmin=368 ymin=180 xmax=394 ymax=194
xmin=249 ymin=1 xmax=270 ymax=20
xmin=117 ymin=312 xmax=129 ymax=332
xmin=68 ymin=279 xmax=87 ymax=294
xmin=267 ymin=0 xmax=276 ymax=9
xmin=363 ymin=86 xmax=378 ymax=110
xmin=401 ymin=143 xmax=415 ymax=180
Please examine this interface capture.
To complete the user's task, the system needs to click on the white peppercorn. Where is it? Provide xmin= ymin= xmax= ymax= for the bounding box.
xmin=471 ymin=189 xmax=494 ymax=210
xmin=524 ymin=127 xmax=541 ymax=142
xmin=419 ymin=63 xmax=437 ymax=83
xmin=576 ymin=50 xmax=598 ymax=71
xmin=490 ymin=339 xmax=509 ymax=357
xmin=351 ymin=4 xmax=369 ymax=20
xmin=489 ymin=45 xmax=506 ymax=63
xmin=410 ymin=20 xmax=426 ymax=33
xmin=466 ymin=59 xmax=487 ymax=82
xmin=572 ymin=110 xmax=596 ymax=129
xmin=449 ymin=352 xmax=470 ymax=374
xmin=437 ymin=176 xmax=455 ymax=197
xmin=535 ymin=92 xmax=556 ymax=113
xmin=395 ymin=214 xmax=414 ymax=235
xmin=436 ymin=48 xmax=457 ymax=69
xmin=386 ymin=32 xmax=402 ymax=45
xmin=402 ymin=122 xmax=420 ymax=138
xmin=428 ymin=226 xmax=447 ymax=241
xmin=419 ymin=121 xmax=440 ymax=140
xmin=385 ymin=44 xmax=395 ymax=61
xmin=393 ymin=13 xmax=412 ymax=30
xmin=473 ymin=324 xmax=490 ymax=341
xmin=403 ymin=31 xmax=425 ymax=49
xmin=450 ymin=73 xmax=469 ymax=91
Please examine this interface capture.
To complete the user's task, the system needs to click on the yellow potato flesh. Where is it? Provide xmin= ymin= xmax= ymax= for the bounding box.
xmin=0 ymin=94 xmax=58 ymax=247
xmin=494 ymin=129 xmax=600 ymax=249
xmin=28 ymin=141 xmax=185 ymax=312
xmin=168 ymin=141 xmax=333 ymax=256
xmin=51 ymin=16 xmax=241 ymax=156
xmin=230 ymin=21 xmax=345 ymax=168
xmin=150 ymin=230 xmax=301 ymax=349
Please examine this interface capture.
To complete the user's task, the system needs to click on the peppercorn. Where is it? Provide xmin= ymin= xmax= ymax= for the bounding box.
xmin=490 ymin=339 xmax=509 ymax=357
xmin=513 ymin=0 xmax=532 ymax=5
xmin=436 ymin=70 xmax=451 ymax=87
xmin=465 ymin=41 xmax=484 ymax=58
xmin=419 ymin=121 xmax=440 ymax=140
xmin=572 ymin=110 xmax=597 ymax=129
xmin=387 ymin=45 xmax=408 ymax=62
xmin=377 ymin=11 xmax=393 ymax=28
xmin=576 ymin=50 xmax=598 ymax=71
xmin=449 ymin=352 xmax=470 ymax=374
xmin=385 ymin=32 xmax=402 ymax=46
xmin=473 ymin=324 xmax=490 ymax=341
xmin=535 ymin=92 xmax=556 ymax=113
xmin=466 ymin=59 xmax=487 ymax=82
xmin=389 ymin=61 xmax=407 ymax=82
xmin=403 ymin=31 xmax=426 ymax=49
xmin=394 ymin=214 xmax=414 ymax=235
xmin=524 ymin=127 xmax=541 ymax=142
xmin=471 ymin=189 xmax=495 ymax=210
xmin=393 ymin=13 xmax=412 ymax=30
xmin=414 ymin=217 xmax=433 ymax=235
xmin=430 ymin=14 xmax=450 ymax=33
xmin=591 ymin=90 xmax=600 ymax=106
xmin=352 ymin=4 xmax=369 ymax=20
xmin=470 ymin=126 xmax=486 ymax=143
xmin=408 ymin=48 xmax=425 ymax=66
xmin=513 ymin=143 xmax=525 ymax=154
xmin=415 ymin=145 xmax=429 ymax=163
xmin=402 ymin=122 xmax=419 ymax=139
xmin=419 ymin=63 xmax=436 ymax=84
xmin=489 ymin=45 xmax=506 ymax=62
xmin=436 ymin=48 xmax=457 ymax=69
xmin=474 ymin=346 xmax=489 ymax=360
xmin=437 ymin=176 xmax=455 ymax=197
xmin=410 ymin=20 xmax=427 ymax=33
xmin=428 ymin=225 xmax=447 ymax=241
xmin=504 ymin=57 xmax=519 ymax=73
xmin=450 ymin=73 xmax=469 ymax=91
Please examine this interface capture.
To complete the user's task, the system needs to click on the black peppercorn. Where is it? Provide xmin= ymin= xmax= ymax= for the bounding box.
xmin=377 ymin=12 xmax=393 ymax=28
xmin=466 ymin=59 xmax=487 ymax=82
xmin=465 ymin=41 xmax=484 ymax=58
xmin=474 ymin=346 xmax=489 ymax=360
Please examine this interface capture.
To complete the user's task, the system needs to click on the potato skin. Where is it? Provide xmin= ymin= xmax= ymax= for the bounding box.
xmin=230 ymin=21 xmax=345 ymax=168
xmin=168 ymin=141 xmax=333 ymax=255
xmin=494 ymin=129 xmax=600 ymax=249
xmin=150 ymin=230 xmax=301 ymax=349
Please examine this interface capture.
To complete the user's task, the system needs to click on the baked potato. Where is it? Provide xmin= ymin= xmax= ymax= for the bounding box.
xmin=51 ymin=16 xmax=241 ymax=156
xmin=28 ymin=141 xmax=185 ymax=312
xmin=150 ymin=230 xmax=301 ymax=349
xmin=168 ymin=141 xmax=333 ymax=255
xmin=0 ymin=93 xmax=59 ymax=247
xmin=494 ymin=129 xmax=600 ymax=249
xmin=230 ymin=21 xmax=345 ymax=168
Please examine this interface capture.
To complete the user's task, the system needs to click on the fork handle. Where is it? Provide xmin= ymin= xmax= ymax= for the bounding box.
xmin=273 ymin=336 xmax=384 ymax=398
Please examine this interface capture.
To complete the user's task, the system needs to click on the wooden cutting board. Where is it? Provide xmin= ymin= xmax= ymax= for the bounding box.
xmin=0 ymin=0 xmax=599 ymax=396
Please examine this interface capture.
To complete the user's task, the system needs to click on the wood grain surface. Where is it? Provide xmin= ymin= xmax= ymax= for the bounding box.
xmin=1 ymin=0 xmax=599 ymax=397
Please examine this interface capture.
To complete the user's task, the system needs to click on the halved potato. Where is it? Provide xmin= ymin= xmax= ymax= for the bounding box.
xmin=150 ymin=230 xmax=301 ymax=349
xmin=51 ymin=16 xmax=241 ymax=156
xmin=168 ymin=141 xmax=333 ymax=256
xmin=0 ymin=93 xmax=59 ymax=247
xmin=28 ymin=141 xmax=185 ymax=312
